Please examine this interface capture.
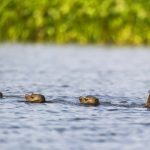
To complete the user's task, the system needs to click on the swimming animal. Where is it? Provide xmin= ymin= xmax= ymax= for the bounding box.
xmin=0 ymin=92 xmax=3 ymax=98
xmin=25 ymin=93 xmax=46 ymax=103
xmin=145 ymin=91 xmax=150 ymax=108
xmin=79 ymin=95 xmax=100 ymax=106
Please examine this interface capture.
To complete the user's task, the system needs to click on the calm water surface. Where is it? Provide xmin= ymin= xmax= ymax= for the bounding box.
xmin=0 ymin=44 xmax=150 ymax=150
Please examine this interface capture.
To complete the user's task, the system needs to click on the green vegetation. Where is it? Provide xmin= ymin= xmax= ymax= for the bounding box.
xmin=0 ymin=0 xmax=150 ymax=45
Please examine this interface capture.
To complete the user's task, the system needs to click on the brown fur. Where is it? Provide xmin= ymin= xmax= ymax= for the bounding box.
xmin=145 ymin=94 xmax=150 ymax=108
xmin=79 ymin=95 xmax=100 ymax=106
xmin=25 ymin=93 xmax=46 ymax=103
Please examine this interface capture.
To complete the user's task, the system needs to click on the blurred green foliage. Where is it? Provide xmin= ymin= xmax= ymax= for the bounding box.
xmin=0 ymin=0 xmax=150 ymax=45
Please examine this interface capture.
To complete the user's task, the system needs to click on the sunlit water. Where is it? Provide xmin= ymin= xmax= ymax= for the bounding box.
xmin=0 ymin=44 xmax=150 ymax=150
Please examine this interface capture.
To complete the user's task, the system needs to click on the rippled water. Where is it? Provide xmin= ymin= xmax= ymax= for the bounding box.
xmin=0 ymin=44 xmax=150 ymax=150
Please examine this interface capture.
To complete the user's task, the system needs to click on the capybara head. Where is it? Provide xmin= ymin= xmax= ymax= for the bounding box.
xmin=79 ymin=95 xmax=100 ymax=106
xmin=25 ymin=93 xmax=46 ymax=103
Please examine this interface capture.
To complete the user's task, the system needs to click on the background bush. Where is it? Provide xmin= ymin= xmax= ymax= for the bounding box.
xmin=0 ymin=0 xmax=150 ymax=45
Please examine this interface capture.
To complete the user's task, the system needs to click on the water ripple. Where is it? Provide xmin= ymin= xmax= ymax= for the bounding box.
xmin=0 ymin=45 xmax=150 ymax=150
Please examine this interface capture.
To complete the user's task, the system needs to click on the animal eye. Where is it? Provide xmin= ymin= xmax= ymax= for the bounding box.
xmin=85 ymin=98 xmax=88 ymax=101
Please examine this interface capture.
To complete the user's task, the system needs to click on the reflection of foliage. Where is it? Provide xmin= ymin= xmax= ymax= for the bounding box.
xmin=0 ymin=0 xmax=150 ymax=45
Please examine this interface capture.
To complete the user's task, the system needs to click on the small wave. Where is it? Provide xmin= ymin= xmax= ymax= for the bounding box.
xmin=1 ymin=95 xmax=147 ymax=109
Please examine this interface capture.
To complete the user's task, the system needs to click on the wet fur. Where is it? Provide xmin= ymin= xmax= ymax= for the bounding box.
xmin=25 ymin=93 xmax=46 ymax=103
xmin=0 ymin=92 xmax=3 ymax=98
xmin=145 ymin=94 xmax=150 ymax=108
xmin=79 ymin=96 xmax=100 ymax=106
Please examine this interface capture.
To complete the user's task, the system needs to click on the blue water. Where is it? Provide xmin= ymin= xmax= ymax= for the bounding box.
xmin=0 ymin=44 xmax=150 ymax=150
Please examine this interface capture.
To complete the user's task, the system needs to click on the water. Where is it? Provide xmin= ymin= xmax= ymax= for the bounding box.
xmin=0 ymin=44 xmax=150 ymax=150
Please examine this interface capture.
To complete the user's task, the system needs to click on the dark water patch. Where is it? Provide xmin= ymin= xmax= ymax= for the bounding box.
xmin=60 ymin=84 xmax=70 ymax=88
xmin=114 ymin=103 xmax=145 ymax=108
xmin=50 ymin=99 xmax=80 ymax=106
xmin=135 ymin=123 xmax=150 ymax=126
xmin=69 ymin=117 xmax=95 ymax=121
xmin=106 ymin=108 xmax=119 ymax=111
xmin=0 ymin=139 xmax=6 ymax=143
xmin=100 ymin=101 xmax=112 ymax=106
xmin=54 ymin=127 xmax=67 ymax=133
xmin=146 ymin=108 xmax=150 ymax=111
xmin=5 ymin=95 xmax=24 ymax=98
xmin=70 ymin=126 xmax=85 ymax=131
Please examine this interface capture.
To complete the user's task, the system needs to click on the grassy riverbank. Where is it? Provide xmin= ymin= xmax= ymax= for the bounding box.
xmin=0 ymin=0 xmax=150 ymax=45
